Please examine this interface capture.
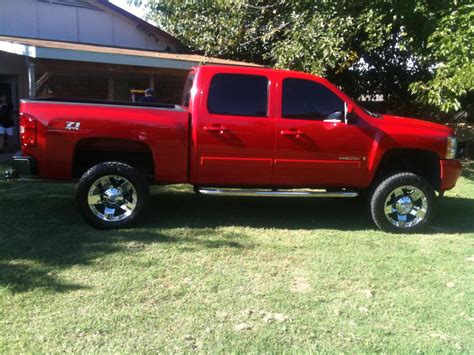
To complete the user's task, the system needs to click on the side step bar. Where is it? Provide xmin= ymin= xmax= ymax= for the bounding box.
xmin=196 ymin=188 xmax=359 ymax=198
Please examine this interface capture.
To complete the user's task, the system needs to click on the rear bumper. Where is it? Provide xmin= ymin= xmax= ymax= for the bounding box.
xmin=440 ymin=159 xmax=462 ymax=191
xmin=4 ymin=151 xmax=38 ymax=179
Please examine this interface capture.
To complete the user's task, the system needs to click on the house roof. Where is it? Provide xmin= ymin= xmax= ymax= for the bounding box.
xmin=95 ymin=0 xmax=182 ymax=49
xmin=0 ymin=35 xmax=261 ymax=70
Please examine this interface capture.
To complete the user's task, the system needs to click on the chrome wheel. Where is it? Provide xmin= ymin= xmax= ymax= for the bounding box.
xmin=87 ymin=175 xmax=138 ymax=222
xmin=384 ymin=185 xmax=428 ymax=228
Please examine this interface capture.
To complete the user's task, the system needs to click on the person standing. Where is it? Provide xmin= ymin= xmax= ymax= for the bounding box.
xmin=0 ymin=94 xmax=14 ymax=153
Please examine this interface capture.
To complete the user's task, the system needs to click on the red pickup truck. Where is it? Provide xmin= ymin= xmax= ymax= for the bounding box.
xmin=10 ymin=65 xmax=461 ymax=233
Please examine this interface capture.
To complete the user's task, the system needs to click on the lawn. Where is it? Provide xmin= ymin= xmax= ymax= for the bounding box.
xmin=0 ymin=162 xmax=473 ymax=352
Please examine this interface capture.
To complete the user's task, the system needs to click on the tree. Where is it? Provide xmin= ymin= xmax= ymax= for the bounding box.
xmin=131 ymin=0 xmax=473 ymax=115
xmin=409 ymin=3 xmax=474 ymax=112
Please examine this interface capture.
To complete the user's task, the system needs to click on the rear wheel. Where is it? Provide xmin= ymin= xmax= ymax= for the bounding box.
xmin=370 ymin=172 xmax=436 ymax=233
xmin=76 ymin=162 xmax=149 ymax=229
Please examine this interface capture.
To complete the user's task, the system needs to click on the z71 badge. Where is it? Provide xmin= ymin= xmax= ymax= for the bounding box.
xmin=65 ymin=121 xmax=81 ymax=130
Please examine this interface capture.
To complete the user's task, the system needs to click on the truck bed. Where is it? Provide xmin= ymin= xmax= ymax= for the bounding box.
xmin=29 ymin=97 xmax=179 ymax=110
xmin=19 ymin=98 xmax=190 ymax=183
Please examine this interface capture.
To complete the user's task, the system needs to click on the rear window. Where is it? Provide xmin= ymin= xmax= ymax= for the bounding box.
xmin=181 ymin=72 xmax=195 ymax=107
xmin=207 ymin=73 xmax=268 ymax=117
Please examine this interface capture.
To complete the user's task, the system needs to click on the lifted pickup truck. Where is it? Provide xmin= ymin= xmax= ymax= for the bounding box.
xmin=11 ymin=65 xmax=461 ymax=232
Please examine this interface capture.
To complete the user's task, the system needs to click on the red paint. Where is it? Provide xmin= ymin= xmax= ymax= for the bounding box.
xmin=19 ymin=65 xmax=461 ymax=191
xmin=440 ymin=159 xmax=462 ymax=190
xmin=20 ymin=102 xmax=189 ymax=181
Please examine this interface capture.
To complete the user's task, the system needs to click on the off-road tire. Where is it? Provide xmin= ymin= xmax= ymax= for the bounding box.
xmin=370 ymin=172 xmax=436 ymax=233
xmin=76 ymin=162 xmax=149 ymax=229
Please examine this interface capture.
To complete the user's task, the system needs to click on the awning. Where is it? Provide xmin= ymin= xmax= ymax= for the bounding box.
xmin=0 ymin=35 xmax=261 ymax=70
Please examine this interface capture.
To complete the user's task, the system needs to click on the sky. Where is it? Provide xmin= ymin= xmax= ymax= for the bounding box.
xmin=109 ymin=0 xmax=147 ymax=19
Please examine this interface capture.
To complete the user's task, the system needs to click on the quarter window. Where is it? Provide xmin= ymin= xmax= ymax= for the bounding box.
xmin=208 ymin=74 xmax=268 ymax=117
xmin=282 ymin=78 xmax=344 ymax=120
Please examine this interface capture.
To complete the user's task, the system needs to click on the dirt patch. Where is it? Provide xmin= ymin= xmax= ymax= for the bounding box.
xmin=290 ymin=275 xmax=311 ymax=293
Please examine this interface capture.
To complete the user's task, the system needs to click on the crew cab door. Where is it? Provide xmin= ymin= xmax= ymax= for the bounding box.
xmin=274 ymin=74 xmax=373 ymax=187
xmin=195 ymin=69 xmax=276 ymax=186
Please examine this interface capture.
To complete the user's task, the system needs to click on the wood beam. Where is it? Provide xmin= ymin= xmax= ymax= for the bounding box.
xmin=148 ymin=74 xmax=155 ymax=89
xmin=35 ymin=72 xmax=52 ymax=93
xmin=26 ymin=58 xmax=36 ymax=98
xmin=107 ymin=70 xmax=114 ymax=100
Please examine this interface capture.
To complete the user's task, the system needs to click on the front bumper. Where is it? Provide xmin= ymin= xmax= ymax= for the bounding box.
xmin=440 ymin=159 xmax=462 ymax=191
xmin=4 ymin=151 xmax=38 ymax=180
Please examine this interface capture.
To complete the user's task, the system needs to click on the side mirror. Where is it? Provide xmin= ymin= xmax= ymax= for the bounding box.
xmin=324 ymin=111 xmax=342 ymax=122
xmin=344 ymin=103 xmax=358 ymax=124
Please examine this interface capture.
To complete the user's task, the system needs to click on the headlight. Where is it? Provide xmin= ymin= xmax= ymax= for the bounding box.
xmin=446 ymin=136 xmax=457 ymax=159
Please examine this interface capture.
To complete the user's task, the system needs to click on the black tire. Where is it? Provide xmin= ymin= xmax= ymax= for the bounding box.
xmin=369 ymin=172 xmax=436 ymax=233
xmin=76 ymin=162 xmax=149 ymax=229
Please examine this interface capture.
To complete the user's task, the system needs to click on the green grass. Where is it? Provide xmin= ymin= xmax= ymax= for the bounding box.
xmin=0 ymin=163 xmax=473 ymax=352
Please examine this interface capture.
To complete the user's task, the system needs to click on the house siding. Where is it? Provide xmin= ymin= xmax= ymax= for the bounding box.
xmin=0 ymin=0 xmax=177 ymax=52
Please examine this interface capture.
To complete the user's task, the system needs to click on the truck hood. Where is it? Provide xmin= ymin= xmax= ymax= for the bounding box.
xmin=380 ymin=114 xmax=453 ymax=137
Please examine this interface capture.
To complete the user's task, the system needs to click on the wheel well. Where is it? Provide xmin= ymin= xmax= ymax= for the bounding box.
xmin=374 ymin=149 xmax=441 ymax=190
xmin=73 ymin=138 xmax=154 ymax=179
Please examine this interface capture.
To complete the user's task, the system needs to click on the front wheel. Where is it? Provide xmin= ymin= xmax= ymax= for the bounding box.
xmin=370 ymin=172 xmax=436 ymax=233
xmin=76 ymin=162 xmax=149 ymax=229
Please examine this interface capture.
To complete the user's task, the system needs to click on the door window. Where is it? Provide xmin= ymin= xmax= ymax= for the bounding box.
xmin=282 ymin=78 xmax=343 ymax=120
xmin=207 ymin=73 xmax=268 ymax=117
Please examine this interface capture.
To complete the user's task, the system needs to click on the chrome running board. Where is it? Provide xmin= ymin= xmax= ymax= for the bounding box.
xmin=196 ymin=188 xmax=359 ymax=198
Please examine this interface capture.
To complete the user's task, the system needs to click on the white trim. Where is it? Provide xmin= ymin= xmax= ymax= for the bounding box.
xmin=0 ymin=41 xmax=37 ymax=57
xmin=0 ymin=39 xmax=198 ymax=70
xmin=36 ymin=46 xmax=197 ymax=69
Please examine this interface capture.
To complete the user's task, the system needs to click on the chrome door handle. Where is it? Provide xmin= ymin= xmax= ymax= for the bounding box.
xmin=281 ymin=130 xmax=304 ymax=138
xmin=203 ymin=125 xmax=229 ymax=134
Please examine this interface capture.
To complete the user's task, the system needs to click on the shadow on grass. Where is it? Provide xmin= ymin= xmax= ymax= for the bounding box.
xmin=0 ymin=262 xmax=86 ymax=293
xmin=143 ymin=192 xmax=373 ymax=231
xmin=143 ymin=188 xmax=474 ymax=234
xmin=433 ymin=195 xmax=474 ymax=233
xmin=0 ymin=182 xmax=251 ymax=293
xmin=0 ymin=179 xmax=473 ymax=293
xmin=461 ymin=160 xmax=474 ymax=181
